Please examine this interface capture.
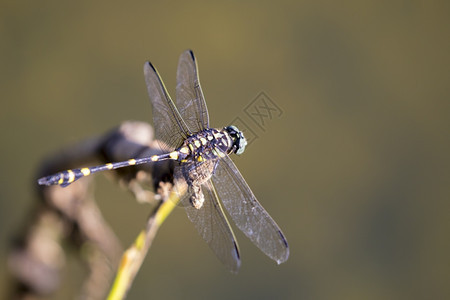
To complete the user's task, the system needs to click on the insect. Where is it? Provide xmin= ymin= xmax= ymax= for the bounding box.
xmin=38 ymin=50 xmax=289 ymax=272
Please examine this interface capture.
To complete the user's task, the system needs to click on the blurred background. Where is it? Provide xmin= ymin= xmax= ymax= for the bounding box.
xmin=1 ymin=1 xmax=449 ymax=299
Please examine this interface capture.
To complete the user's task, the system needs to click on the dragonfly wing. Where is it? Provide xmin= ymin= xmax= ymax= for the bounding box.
xmin=212 ymin=156 xmax=289 ymax=264
xmin=175 ymin=165 xmax=241 ymax=273
xmin=144 ymin=61 xmax=191 ymax=150
xmin=176 ymin=50 xmax=209 ymax=132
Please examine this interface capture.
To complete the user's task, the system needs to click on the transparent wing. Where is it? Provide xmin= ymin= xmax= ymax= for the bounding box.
xmin=212 ymin=156 xmax=289 ymax=264
xmin=144 ymin=61 xmax=192 ymax=151
xmin=176 ymin=50 xmax=209 ymax=132
xmin=174 ymin=164 xmax=241 ymax=273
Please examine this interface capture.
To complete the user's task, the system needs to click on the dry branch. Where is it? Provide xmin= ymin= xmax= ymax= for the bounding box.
xmin=8 ymin=121 xmax=176 ymax=300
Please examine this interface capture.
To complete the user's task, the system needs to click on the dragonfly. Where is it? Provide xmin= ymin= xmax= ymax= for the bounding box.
xmin=38 ymin=50 xmax=289 ymax=272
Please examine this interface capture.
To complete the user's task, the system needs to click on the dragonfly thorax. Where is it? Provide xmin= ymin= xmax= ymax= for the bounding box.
xmin=176 ymin=128 xmax=236 ymax=162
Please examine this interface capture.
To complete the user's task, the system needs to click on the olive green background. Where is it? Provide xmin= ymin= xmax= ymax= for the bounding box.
xmin=1 ymin=1 xmax=449 ymax=299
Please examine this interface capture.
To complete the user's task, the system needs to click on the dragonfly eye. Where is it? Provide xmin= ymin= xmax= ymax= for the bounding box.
xmin=225 ymin=125 xmax=247 ymax=155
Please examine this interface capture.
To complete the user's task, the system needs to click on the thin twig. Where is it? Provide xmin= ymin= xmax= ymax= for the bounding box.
xmin=107 ymin=182 xmax=181 ymax=300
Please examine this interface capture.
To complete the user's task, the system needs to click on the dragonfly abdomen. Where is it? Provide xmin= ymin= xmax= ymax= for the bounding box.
xmin=38 ymin=158 xmax=154 ymax=187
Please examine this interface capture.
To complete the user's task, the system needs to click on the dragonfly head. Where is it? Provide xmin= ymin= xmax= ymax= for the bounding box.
xmin=225 ymin=125 xmax=247 ymax=155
